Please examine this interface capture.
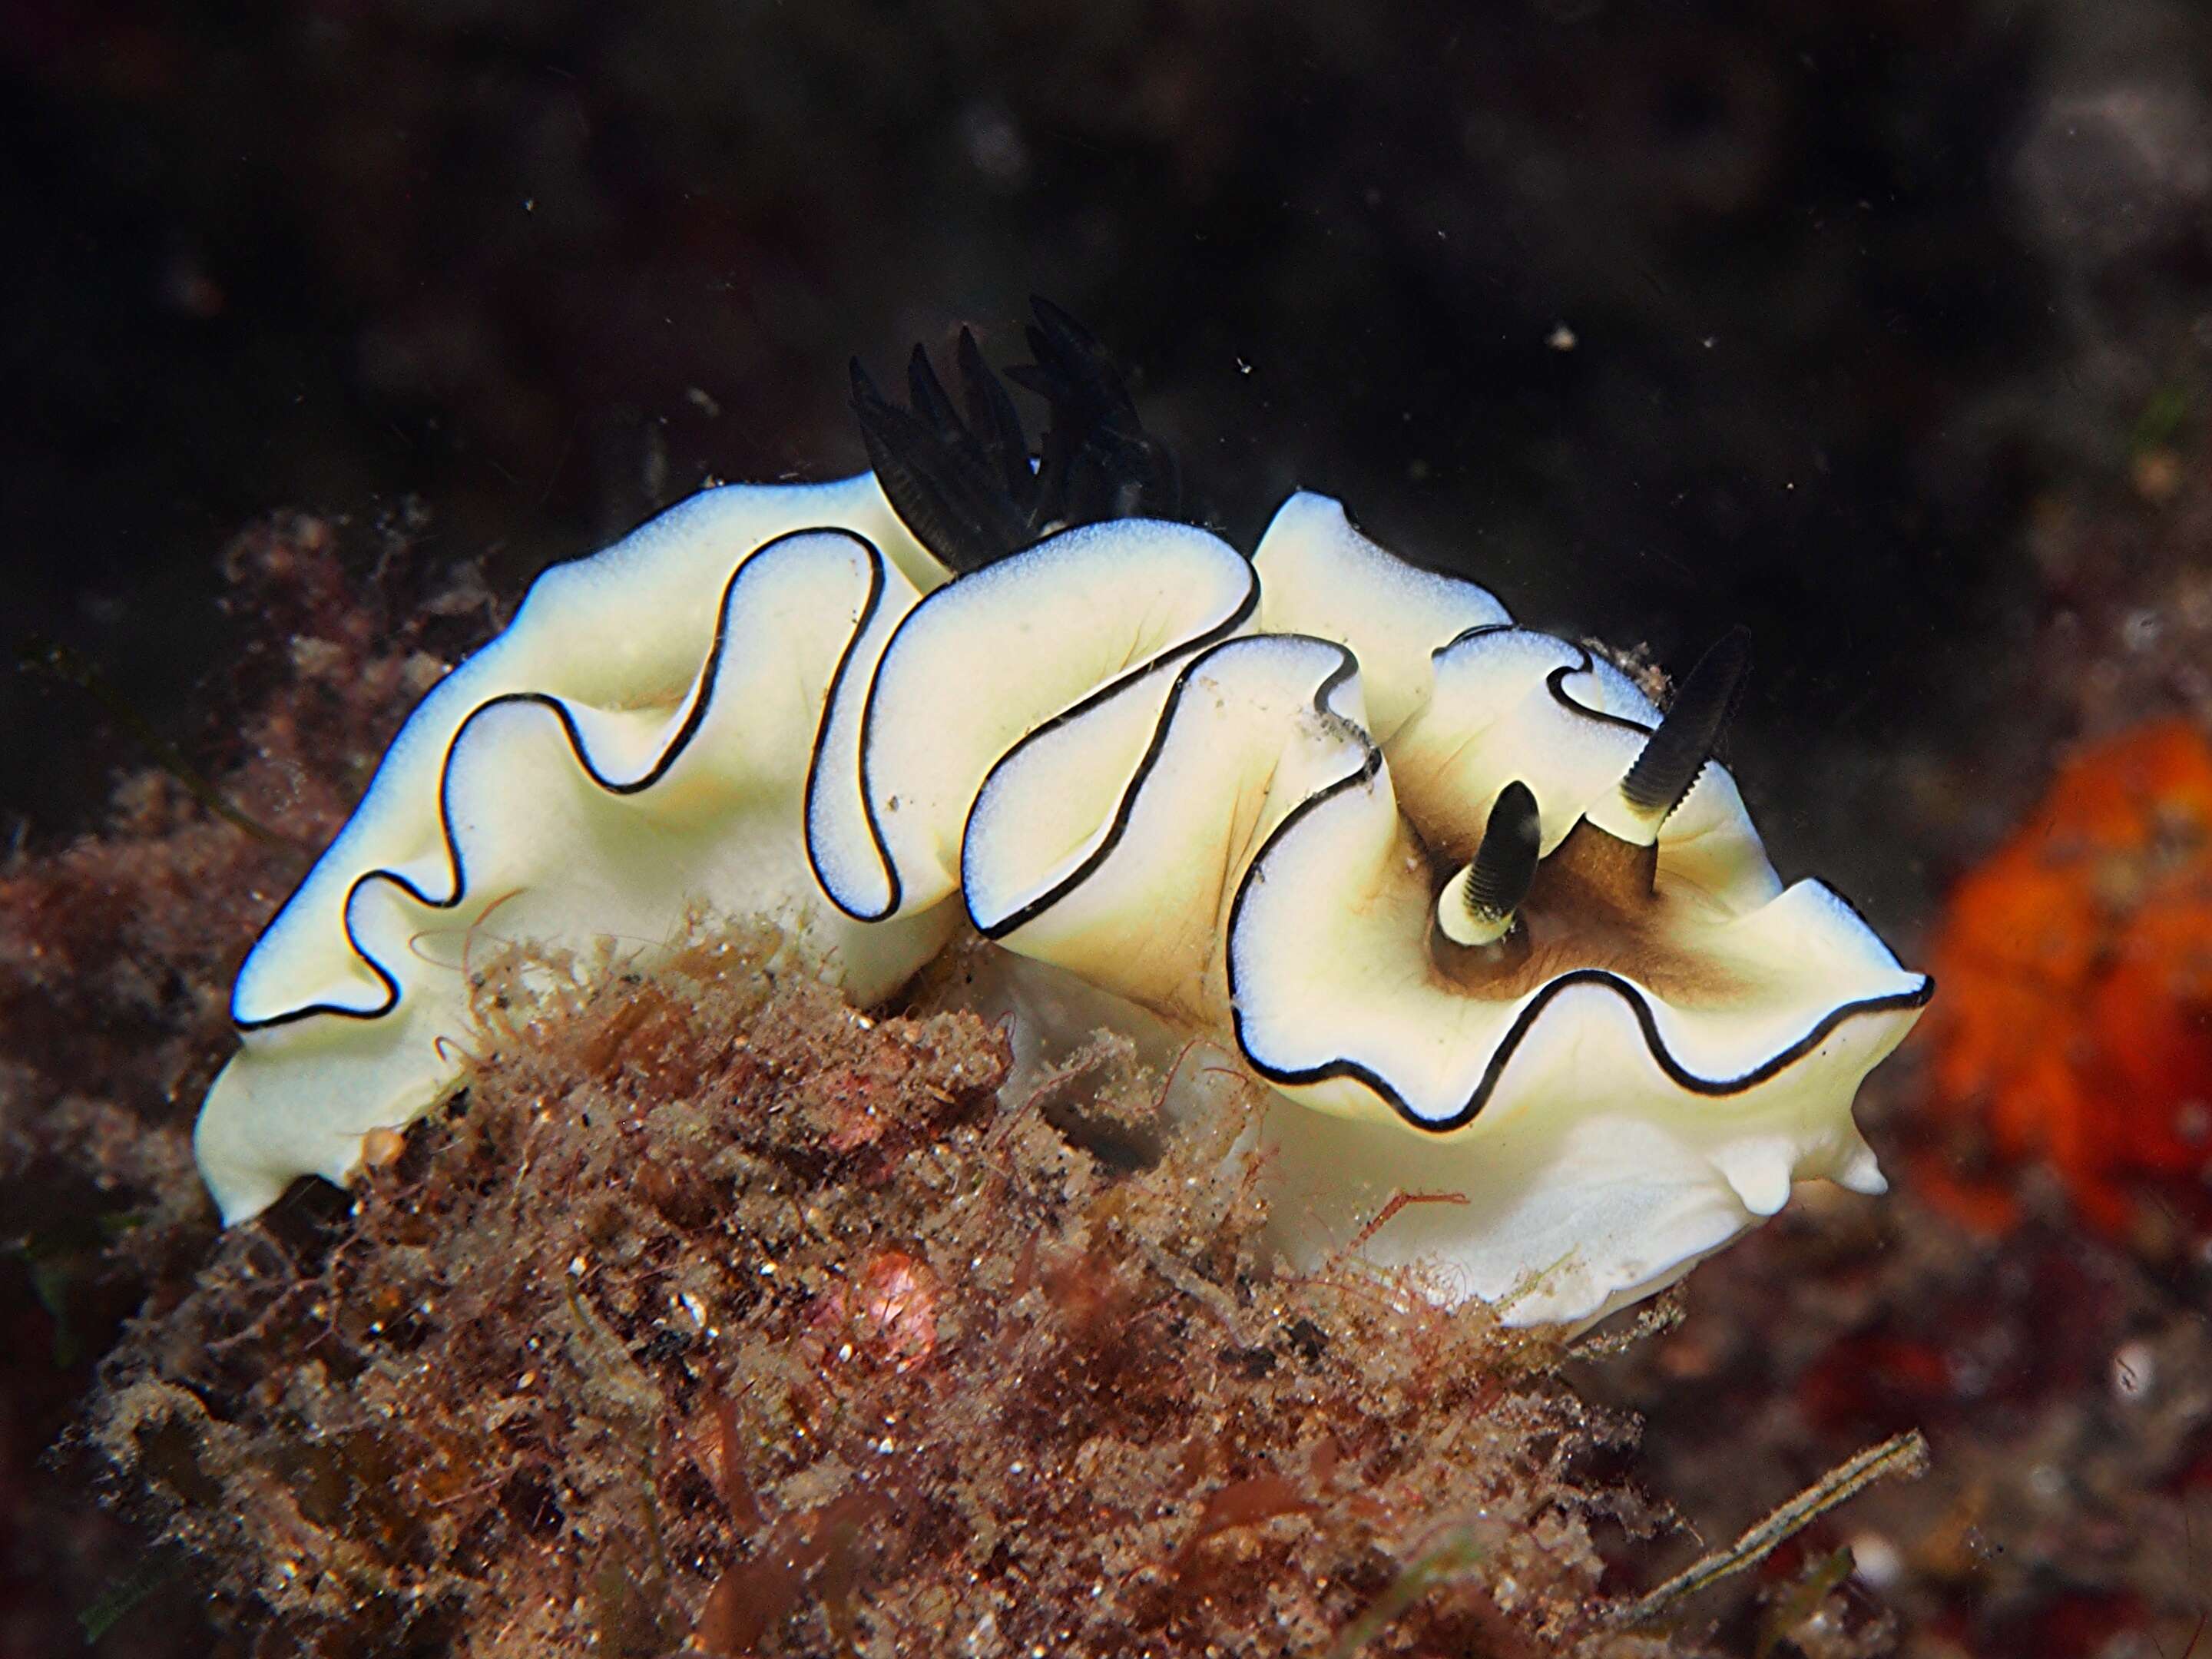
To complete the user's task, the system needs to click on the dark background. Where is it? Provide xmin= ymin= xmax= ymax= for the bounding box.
xmin=9 ymin=7 xmax=2212 ymax=1655
xmin=6 ymin=0 xmax=2207 ymax=909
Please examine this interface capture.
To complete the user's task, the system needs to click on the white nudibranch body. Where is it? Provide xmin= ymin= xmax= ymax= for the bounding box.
xmin=195 ymin=319 xmax=1930 ymax=1329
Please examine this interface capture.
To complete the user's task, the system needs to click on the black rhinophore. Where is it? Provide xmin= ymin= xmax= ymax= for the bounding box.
xmin=1618 ymin=628 xmax=1752 ymax=825
xmin=1462 ymin=780 xmax=1542 ymax=928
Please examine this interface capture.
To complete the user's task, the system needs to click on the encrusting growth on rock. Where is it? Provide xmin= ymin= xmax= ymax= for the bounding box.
xmin=94 ymin=913 xmax=1694 ymax=1655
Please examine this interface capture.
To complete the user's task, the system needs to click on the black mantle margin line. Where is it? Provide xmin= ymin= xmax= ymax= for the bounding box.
xmin=825 ymin=532 xmax=1260 ymax=925
xmin=1219 ymin=640 xmax=1934 ymax=1135
xmin=959 ymin=591 xmax=1289 ymax=940
xmin=230 ymin=515 xmax=1931 ymax=1144
xmin=233 ymin=525 xmax=883 ymax=1031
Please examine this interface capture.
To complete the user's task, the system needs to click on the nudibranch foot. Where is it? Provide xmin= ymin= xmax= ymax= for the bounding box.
xmin=1260 ymin=1088 xmax=1888 ymax=1330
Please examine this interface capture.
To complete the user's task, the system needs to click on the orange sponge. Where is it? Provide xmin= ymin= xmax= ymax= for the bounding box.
xmin=1928 ymin=719 xmax=2212 ymax=1234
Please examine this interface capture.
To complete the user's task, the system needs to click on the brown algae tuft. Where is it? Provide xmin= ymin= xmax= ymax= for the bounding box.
xmin=94 ymin=912 xmax=1688 ymax=1654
